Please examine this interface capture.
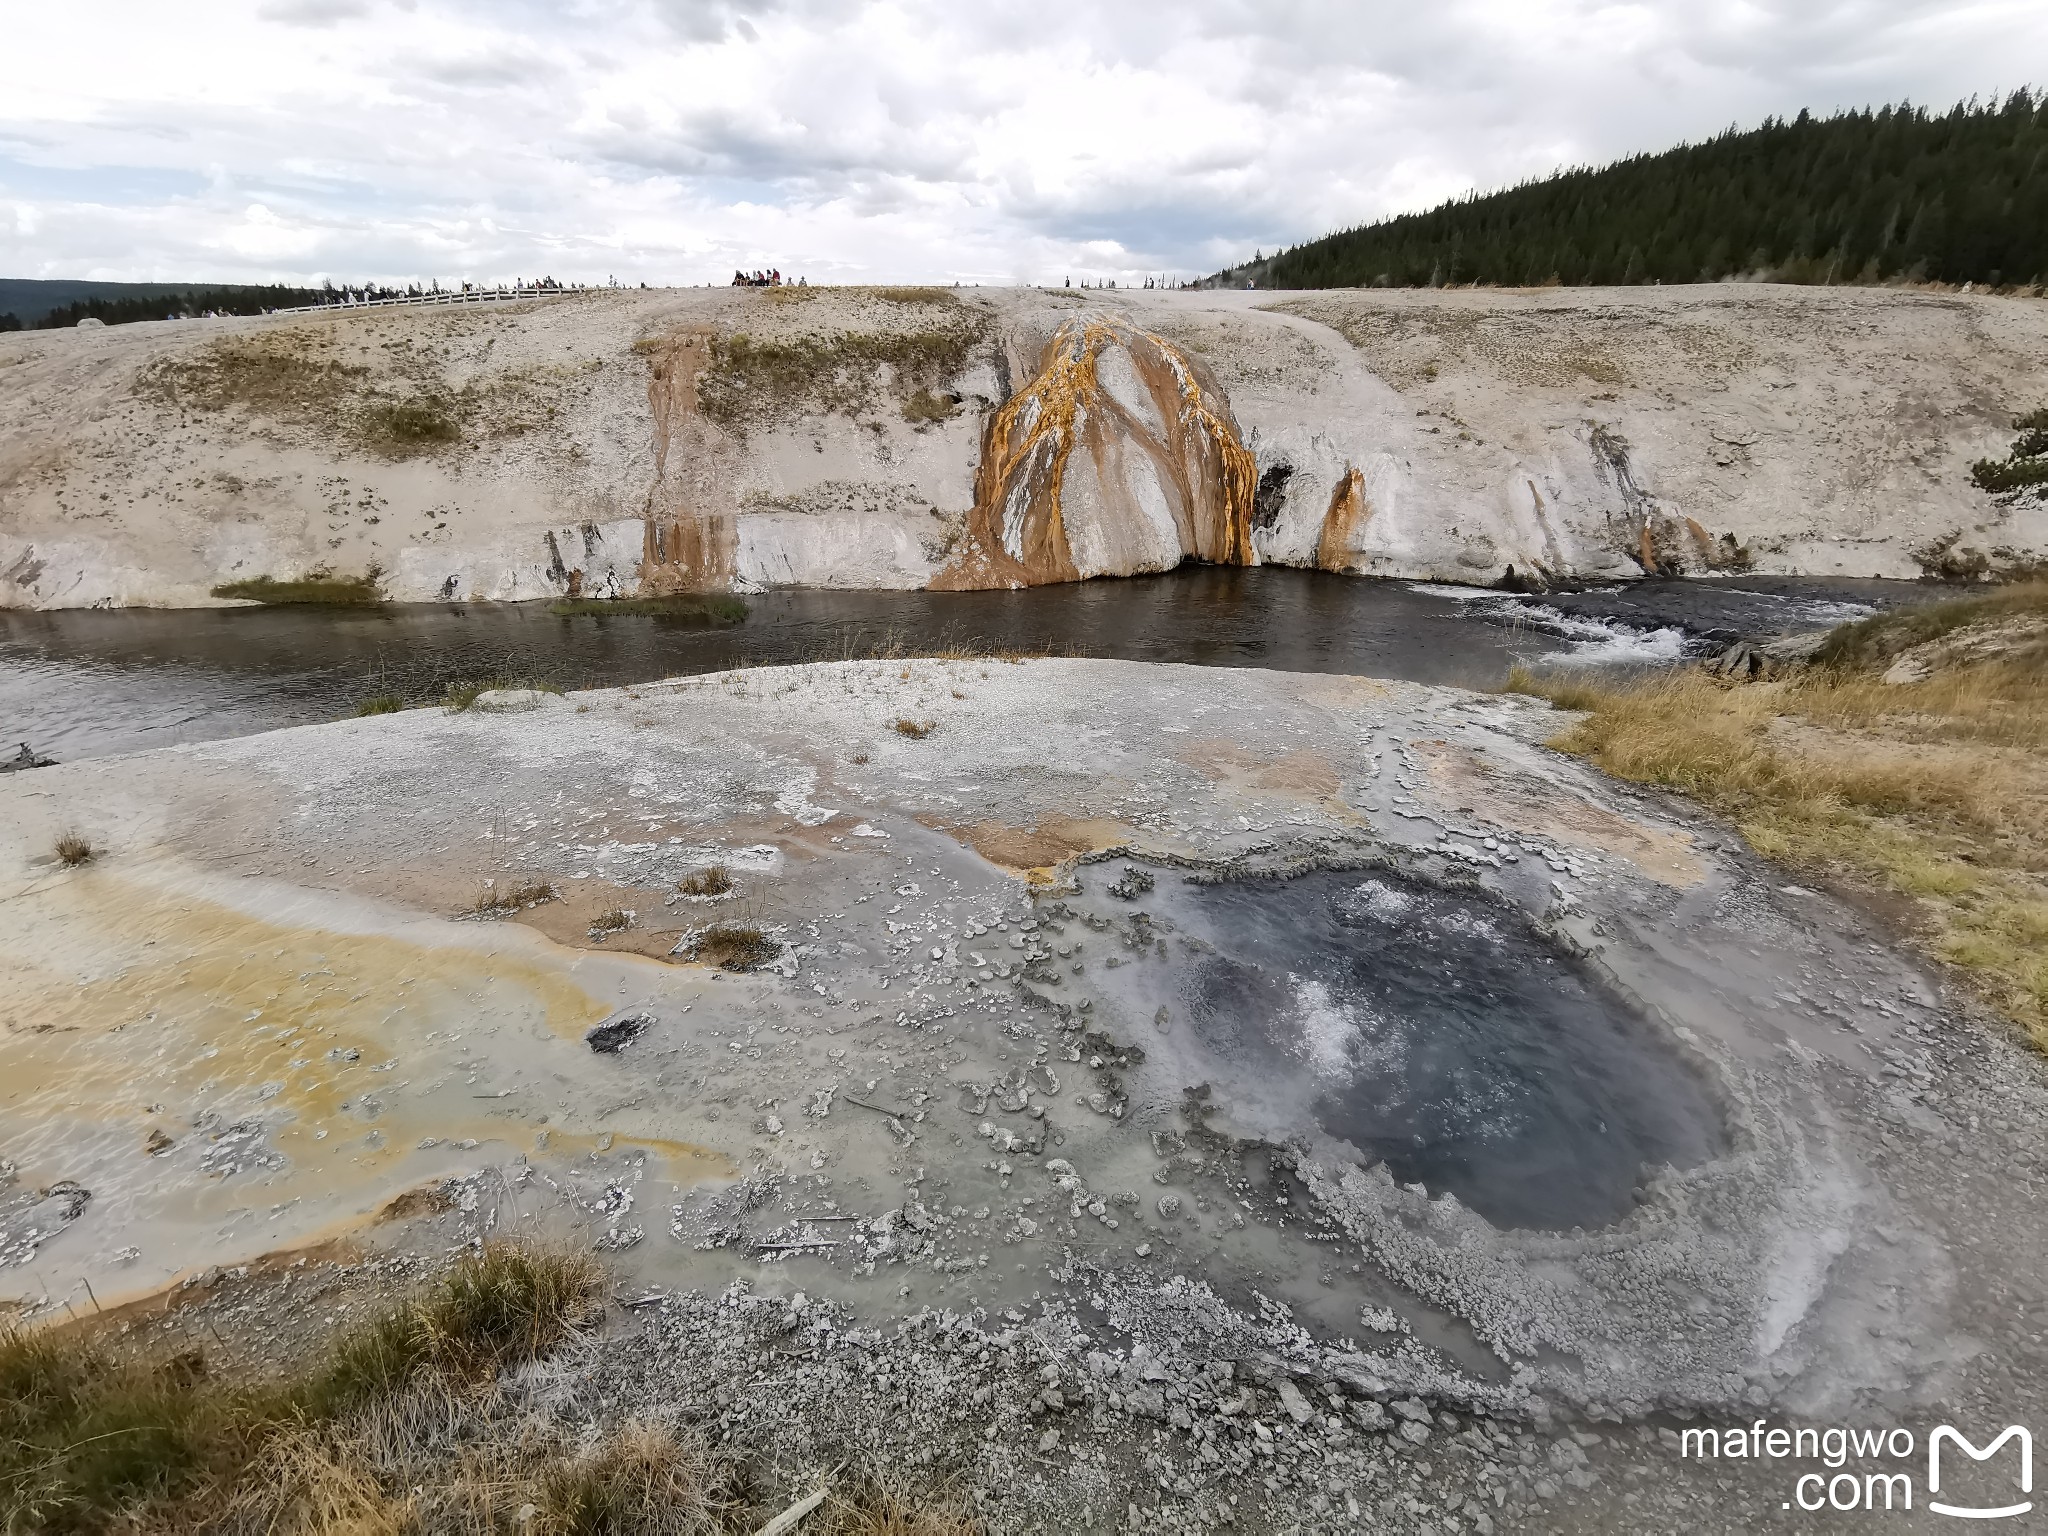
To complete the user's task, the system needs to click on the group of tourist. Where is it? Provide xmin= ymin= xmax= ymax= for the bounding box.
xmin=732 ymin=269 xmax=802 ymax=287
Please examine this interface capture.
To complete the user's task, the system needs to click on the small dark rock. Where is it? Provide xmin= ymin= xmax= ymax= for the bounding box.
xmin=2 ymin=742 xmax=55 ymax=773
xmin=586 ymin=1013 xmax=651 ymax=1053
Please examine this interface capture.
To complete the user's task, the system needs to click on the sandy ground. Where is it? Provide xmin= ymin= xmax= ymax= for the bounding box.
xmin=5 ymin=657 xmax=2047 ymax=1531
xmin=2 ymin=284 xmax=2044 ymax=610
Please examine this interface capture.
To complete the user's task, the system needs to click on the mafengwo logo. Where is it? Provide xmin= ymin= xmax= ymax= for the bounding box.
xmin=1677 ymin=1420 xmax=2032 ymax=1516
xmin=1928 ymin=1427 xmax=2031 ymax=1520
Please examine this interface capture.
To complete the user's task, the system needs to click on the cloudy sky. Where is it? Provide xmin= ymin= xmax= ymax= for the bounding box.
xmin=3 ymin=0 xmax=2044 ymax=287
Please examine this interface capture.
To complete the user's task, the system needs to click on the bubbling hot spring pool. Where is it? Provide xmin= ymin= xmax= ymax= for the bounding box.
xmin=1076 ymin=864 xmax=1726 ymax=1232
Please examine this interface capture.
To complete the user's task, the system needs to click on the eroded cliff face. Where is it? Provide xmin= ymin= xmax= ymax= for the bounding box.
xmin=932 ymin=315 xmax=1257 ymax=589
xmin=1 ymin=284 xmax=2044 ymax=609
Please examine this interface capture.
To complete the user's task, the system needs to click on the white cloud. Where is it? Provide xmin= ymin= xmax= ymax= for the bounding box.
xmin=0 ymin=0 xmax=2042 ymax=284
xmin=256 ymin=0 xmax=373 ymax=24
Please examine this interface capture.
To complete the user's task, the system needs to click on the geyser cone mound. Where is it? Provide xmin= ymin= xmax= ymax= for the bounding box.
xmin=933 ymin=314 xmax=1258 ymax=589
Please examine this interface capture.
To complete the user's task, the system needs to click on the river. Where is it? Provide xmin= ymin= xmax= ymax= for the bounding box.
xmin=0 ymin=568 xmax=1936 ymax=765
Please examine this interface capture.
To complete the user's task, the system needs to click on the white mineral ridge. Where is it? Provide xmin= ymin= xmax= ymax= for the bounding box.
xmin=2 ymin=283 xmax=2044 ymax=609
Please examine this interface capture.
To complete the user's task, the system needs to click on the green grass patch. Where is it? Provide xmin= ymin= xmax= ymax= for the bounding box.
xmin=138 ymin=334 xmax=368 ymax=422
xmin=356 ymin=394 xmax=463 ymax=456
xmin=213 ymin=569 xmax=383 ymax=606
xmin=1811 ymin=579 xmax=2048 ymax=668
xmin=548 ymin=593 xmax=749 ymax=622
xmin=902 ymin=387 xmax=960 ymax=424
xmin=865 ymin=285 xmax=962 ymax=305
xmin=698 ymin=318 xmax=988 ymax=432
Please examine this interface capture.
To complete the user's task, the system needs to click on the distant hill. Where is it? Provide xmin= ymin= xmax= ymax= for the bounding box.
xmin=0 ymin=280 xmax=216 ymax=329
xmin=1221 ymin=91 xmax=2048 ymax=291
xmin=0 ymin=278 xmax=391 ymax=332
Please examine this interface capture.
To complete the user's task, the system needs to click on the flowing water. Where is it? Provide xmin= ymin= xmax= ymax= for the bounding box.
xmin=0 ymin=568 xmax=1939 ymax=765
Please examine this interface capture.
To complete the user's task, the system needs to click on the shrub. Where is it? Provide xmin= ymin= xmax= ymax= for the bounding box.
xmin=1969 ymin=406 xmax=2048 ymax=496
xmin=893 ymin=718 xmax=934 ymax=739
xmin=54 ymin=832 xmax=93 ymax=866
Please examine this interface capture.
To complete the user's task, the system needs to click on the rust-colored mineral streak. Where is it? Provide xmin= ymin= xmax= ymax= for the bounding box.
xmin=638 ymin=328 xmax=737 ymax=591
xmin=1315 ymin=467 xmax=1373 ymax=572
xmin=932 ymin=316 xmax=1258 ymax=590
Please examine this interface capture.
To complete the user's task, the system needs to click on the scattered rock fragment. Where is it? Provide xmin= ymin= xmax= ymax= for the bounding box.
xmin=586 ymin=1012 xmax=651 ymax=1053
xmin=1108 ymin=866 xmax=1155 ymax=900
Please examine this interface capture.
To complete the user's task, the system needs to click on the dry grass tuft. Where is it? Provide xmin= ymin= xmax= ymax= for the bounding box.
xmin=302 ymin=1245 xmax=604 ymax=1419
xmin=227 ymin=1424 xmax=417 ymax=1535
xmin=53 ymin=831 xmax=93 ymax=867
xmin=589 ymin=907 xmax=633 ymax=938
xmin=0 ymin=1244 xmax=980 ymax=1534
xmin=863 ymin=286 xmax=962 ymax=307
xmin=812 ymin=1478 xmax=983 ymax=1536
xmin=354 ymin=693 xmax=405 ymax=717
xmin=466 ymin=878 xmax=560 ymax=918
xmin=356 ymin=395 xmax=462 ymax=456
xmin=1504 ymin=641 xmax=2048 ymax=1043
xmin=677 ymin=865 xmax=734 ymax=897
xmin=524 ymin=1419 xmax=724 ymax=1535
xmin=892 ymin=718 xmax=934 ymax=739
xmin=0 ymin=1321 xmax=240 ymax=1531
xmin=687 ymin=924 xmax=781 ymax=971
xmin=140 ymin=333 xmax=368 ymax=423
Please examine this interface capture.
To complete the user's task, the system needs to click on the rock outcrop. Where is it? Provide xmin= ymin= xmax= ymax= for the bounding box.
xmin=931 ymin=315 xmax=1255 ymax=589
xmin=2 ymin=284 xmax=2045 ymax=608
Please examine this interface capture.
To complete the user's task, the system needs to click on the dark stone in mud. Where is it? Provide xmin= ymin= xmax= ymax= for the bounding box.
xmin=586 ymin=1013 xmax=651 ymax=1053
xmin=2 ymin=742 xmax=55 ymax=772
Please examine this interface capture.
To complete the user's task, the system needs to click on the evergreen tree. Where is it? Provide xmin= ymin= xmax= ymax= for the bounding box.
xmin=29 ymin=283 xmax=405 ymax=329
xmin=1246 ymin=92 xmax=2048 ymax=290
